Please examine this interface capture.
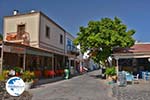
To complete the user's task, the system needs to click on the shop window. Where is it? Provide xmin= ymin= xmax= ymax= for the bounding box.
xmin=71 ymin=60 xmax=74 ymax=66
xmin=44 ymin=57 xmax=48 ymax=66
xmin=19 ymin=56 xmax=23 ymax=68
xmin=119 ymin=59 xmax=132 ymax=66
xmin=32 ymin=58 xmax=37 ymax=69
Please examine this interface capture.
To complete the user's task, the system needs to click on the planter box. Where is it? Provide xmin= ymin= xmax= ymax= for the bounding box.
xmin=25 ymin=82 xmax=33 ymax=91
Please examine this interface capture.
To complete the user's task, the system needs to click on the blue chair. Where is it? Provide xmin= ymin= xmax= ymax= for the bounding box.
xmin=142 ymin=72 xmax=146 ymax=79
xmin=145 ymin=72 xmax=150 ymax=80
xmin=126 ymin=74 xmax=133 ymax=82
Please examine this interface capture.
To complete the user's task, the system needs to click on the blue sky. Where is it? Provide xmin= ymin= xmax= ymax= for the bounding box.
xmin=0 ymin=0 xmax=150 ymax=42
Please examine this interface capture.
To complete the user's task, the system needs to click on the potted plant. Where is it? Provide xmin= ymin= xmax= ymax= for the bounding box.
xmin=0 ymin=74 xmax=5 ymax=81
xmin=21 ymin=70 xmax=35 ymax=90
xmin=2 ymin=70 xmax=9 ymax=79
xmin=13 ymin=67 xmax=21 ymax=76
xmin=105 ymin=67 xmax=117 ymax=82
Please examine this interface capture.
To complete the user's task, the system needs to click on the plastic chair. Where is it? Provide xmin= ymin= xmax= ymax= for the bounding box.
xmin=126 ymin=74 xmax=133 ymax=82
xmin=133 ymin=74 xmax=139 ymax=84
xmin=142 ymin=72 xmax=146 ymax=79
xmin=145 ymin=72 xmax=150 ymax=80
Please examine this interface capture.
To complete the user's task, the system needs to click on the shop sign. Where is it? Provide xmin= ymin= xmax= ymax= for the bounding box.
xmin=6 ymin=77 xmax=25 ymax=96
xmin=3 ymin=45 xmax=25 ymax=54
xmin=3 ymin=45 xmax=11 ymax=52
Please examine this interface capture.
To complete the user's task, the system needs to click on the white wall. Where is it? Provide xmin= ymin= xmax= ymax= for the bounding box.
xmin=39 ymin=14 xmax=65 ymax=53
xmin=4 ymin=13 xmax=40 ymax=47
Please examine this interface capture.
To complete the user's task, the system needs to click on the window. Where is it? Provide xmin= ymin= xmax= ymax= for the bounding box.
xmin=17 ymin=24 xmax=25 ymax=33
xmin=17 ymin=24 xmax=25 ymax=39
xmin=45 ymin=26 xmax=50 ymax=38
xmin=67 ymin=38 xmax=72 ymax=50
xmin=60 ymin=34 xmax=63 ymax=44
xmin=67 ymin=38 xmax=72 ymax=46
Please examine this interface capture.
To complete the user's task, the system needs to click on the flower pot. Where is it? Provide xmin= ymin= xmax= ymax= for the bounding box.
xmin=34 ymin=70 xmax=42 ymax=78
xmin=25 ymin=82 xmax=33 ymax=91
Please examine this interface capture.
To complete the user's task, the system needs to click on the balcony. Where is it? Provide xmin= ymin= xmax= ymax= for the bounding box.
xmin=5 ymin=32 xmax=30 ymax=45
xmin=67 ymin=45 xmax=80 ymax=55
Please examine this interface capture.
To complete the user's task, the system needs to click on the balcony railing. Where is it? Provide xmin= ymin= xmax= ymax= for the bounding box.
xmin=5 ymin=32 xmax=30 ymax=45
xmin=67 ymin=45 xmax=79 ymax=55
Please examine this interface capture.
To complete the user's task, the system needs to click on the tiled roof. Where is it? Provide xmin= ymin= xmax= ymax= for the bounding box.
xmin=113 ymin=43 xmax=150 ymax=53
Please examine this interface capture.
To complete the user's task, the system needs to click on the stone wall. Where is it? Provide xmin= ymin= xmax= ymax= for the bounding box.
xmin=0 ymin=81 xmax=32 ymax=100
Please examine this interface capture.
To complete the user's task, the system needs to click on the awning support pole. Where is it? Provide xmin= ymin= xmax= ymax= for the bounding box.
xmin=115 ymin=57 xmax=119 ymax=76
xmin=52 ymin=55 xmax=54 ymax=78
xmin=23 ymin=53 xmax=26 ymax=70
xmin=0 ymin=42 xmax=4 ymax=74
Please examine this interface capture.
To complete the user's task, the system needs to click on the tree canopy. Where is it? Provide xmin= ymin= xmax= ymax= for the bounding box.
xmin=0 ymin=34 xmax=3 ymax=41
xmin=74 ymin=17 xmax=135 ymax=65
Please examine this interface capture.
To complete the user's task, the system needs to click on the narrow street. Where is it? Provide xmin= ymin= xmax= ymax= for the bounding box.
xmin=30 ymin=70 xmax=116 ymax=100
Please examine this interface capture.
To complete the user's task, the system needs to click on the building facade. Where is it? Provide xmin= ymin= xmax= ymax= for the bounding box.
xmin=2 ymin=10 xmax=79 ymax=77
xmin=4 ymin=11 xmax=66 ymax=53
xmin=65 ymin=32 xmax=80 ymax=74
xmin=112 ymin=43 xmax=150 ymax=77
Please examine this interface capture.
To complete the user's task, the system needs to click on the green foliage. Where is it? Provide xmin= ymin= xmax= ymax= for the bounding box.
xmin=21 ymin=71 xmax=35 ymax=82
xmin=0 ymin=34 xmax=3 ymax=41
xmin=74 ymin=17 xmax=135 ymax=64
xmin=13 ymin=67 xmax=21 ymax=73
xmin=105 ymin=67 xmax=116 ymax=76
xmin=2 ymin=70 xmax=9 ymax=79
xmin=0 ymin=69 xmax=9 ymax=81
xmin=0 ymin=74 xmax=5 ymax=81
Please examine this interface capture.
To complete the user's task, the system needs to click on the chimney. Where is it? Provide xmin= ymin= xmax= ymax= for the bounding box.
xmin=13 ymin=10 xmax=19 ymax=15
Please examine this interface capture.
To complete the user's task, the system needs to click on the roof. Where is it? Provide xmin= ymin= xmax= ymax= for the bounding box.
xmin=4 ymin=11 xmax=74 ymax=38
xmin=113 ymin=43 xmax=150 ymax=53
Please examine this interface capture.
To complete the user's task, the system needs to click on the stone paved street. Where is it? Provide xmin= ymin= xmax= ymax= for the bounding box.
xmin=112 ymin=81 xmax=150 ymax=100
xmin=30 ymin=70 xmax=116 ymax=100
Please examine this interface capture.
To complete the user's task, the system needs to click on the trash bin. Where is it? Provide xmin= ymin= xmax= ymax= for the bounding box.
xmin=117 ymin=71 xmax=127 ymax=86
xmin=64 ymin=68 xmax=70 ymax=79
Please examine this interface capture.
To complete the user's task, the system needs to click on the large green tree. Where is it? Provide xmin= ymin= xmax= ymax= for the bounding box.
xmin=74 ymin=17 xmax=135 ymax=66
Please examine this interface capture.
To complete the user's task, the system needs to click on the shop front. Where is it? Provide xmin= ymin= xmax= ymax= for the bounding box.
xmin=1 ymin=42 xmax=67 ymax=79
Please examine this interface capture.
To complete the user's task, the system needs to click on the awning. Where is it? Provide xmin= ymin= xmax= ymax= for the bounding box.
xmin=26 ymin=49 xmax=53 ymax=57
xmin=112 ymin=52 xmax=150 ymax=59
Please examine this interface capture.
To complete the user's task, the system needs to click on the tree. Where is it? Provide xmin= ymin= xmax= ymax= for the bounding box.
xmin=74 ymin=17 xmax=135 ymax=66
xmin=0 ymin=33 xmax=3 ymax=41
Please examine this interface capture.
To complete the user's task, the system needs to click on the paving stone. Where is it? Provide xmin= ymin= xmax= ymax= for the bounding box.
xmin=112 ymin=82 xmax=150 ymax=100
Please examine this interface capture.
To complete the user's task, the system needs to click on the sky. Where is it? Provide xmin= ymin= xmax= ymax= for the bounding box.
xmin=0 ymin=0 xmax=150 ymax=42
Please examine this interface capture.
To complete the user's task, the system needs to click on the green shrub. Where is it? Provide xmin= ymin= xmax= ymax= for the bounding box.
xmin=105 ymin=67 xmax=116 ymax=76
xmin=13 ymin=67 xmax=21 ymax=73
xmin=0 ymin=74 xmax=5 ymax=81
xmin=21 ymin=71 xmax=35 ymax=82
xmin=2 ymin=70 xmax=9 ymax=79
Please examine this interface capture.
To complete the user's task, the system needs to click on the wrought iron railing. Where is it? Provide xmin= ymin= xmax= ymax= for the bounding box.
xmin=67 ymin=45 xmax=79 ymax=54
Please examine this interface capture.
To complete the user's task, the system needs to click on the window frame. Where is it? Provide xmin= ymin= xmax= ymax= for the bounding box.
xmin=60 ymin=34 xmax=63 ymax=44
xmin=45 ymin=25 xmax=50 ymax=38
